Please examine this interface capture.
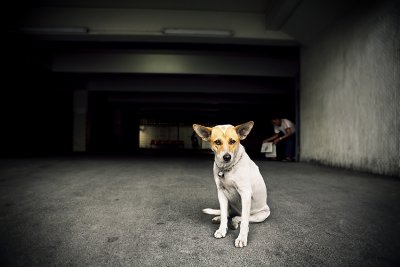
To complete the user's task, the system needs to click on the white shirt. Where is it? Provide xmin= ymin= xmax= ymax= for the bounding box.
xmin=274 ymin=119 xmax=296 ymax=134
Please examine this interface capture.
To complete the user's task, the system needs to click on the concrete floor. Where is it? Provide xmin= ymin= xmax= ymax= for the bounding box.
xmin=0 ymin=155 xmax=399 ymax=266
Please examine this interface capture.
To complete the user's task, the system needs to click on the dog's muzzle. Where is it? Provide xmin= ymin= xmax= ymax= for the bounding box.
xmin=223 ymin=153 xmax=231 ymax=162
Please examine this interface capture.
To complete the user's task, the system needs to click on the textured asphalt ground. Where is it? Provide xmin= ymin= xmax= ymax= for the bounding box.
xmin=1 ymin=155 xmax=399 ymax=266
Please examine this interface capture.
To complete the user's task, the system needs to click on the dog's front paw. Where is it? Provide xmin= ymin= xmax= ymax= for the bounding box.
xmin=235 ymin=234 xmax=248 ymax=248
xmin=214 ymin=228 xmax=227 ymax=239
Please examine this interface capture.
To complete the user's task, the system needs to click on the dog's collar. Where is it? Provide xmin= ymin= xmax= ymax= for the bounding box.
xmin=216 ymin=153 xmax=243 ymax=178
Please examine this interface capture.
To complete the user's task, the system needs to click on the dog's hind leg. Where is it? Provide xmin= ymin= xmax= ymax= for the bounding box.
xmin=212 ymin=216 xmax=221 ymax=224
xmin=231 ymin=209 xmax=270 ymax=229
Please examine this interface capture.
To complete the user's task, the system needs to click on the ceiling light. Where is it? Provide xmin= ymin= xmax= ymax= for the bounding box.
xmin=162 ymin=28 xmax=234 ymax=37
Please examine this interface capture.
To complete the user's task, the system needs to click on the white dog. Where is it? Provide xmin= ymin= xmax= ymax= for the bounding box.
xmin=193 ymin=121 xmax=270 ymax=248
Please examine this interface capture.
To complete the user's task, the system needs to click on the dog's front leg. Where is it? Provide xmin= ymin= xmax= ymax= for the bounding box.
xmin=214 ymin=189 xmax=228 ymax=238
xmin=235 ymin=191 xmax=251 ymax=247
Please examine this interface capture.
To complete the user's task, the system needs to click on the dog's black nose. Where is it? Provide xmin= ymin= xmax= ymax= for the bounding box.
xmin=223 ymin=154 xmax=231 ymax=162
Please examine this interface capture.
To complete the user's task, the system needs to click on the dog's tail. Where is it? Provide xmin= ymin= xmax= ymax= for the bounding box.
xmin=202 ymin=208 xmax=221 ymax=215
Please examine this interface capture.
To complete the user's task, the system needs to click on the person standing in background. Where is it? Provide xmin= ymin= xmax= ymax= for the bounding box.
xmin=191 ymin=131 xmax=199 ymax=149
xmin=263 ymin=116 xmax=296 ymax=162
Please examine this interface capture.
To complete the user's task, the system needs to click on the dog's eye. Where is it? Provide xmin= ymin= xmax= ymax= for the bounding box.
xmin=229 ymin=139 xmax=236 ymax=145
xmin=214 ymin=140 xmax=222 ymax=146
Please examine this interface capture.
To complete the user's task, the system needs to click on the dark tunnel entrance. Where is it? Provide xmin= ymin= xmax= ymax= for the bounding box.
xmin=86 ymin=75 xmax=296 ymax=157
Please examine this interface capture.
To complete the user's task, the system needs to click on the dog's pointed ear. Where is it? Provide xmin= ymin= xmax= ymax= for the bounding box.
xmin=235 ymin=121 xmax=254 ymax=140
xmin=193 ymin=124 xmax=212 ymax=142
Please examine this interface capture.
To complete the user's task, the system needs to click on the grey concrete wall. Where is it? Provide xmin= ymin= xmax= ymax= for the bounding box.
xmin=300 ymin=1 xmax=399 ymax=176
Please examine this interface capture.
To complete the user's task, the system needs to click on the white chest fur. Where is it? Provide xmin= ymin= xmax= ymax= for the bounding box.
xmin=217 ymin=175 xmax=241 ymax=207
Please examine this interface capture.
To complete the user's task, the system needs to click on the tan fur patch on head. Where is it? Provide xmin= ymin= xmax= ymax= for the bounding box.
xmin=210 ymin=125 xmax=240 ymax=153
